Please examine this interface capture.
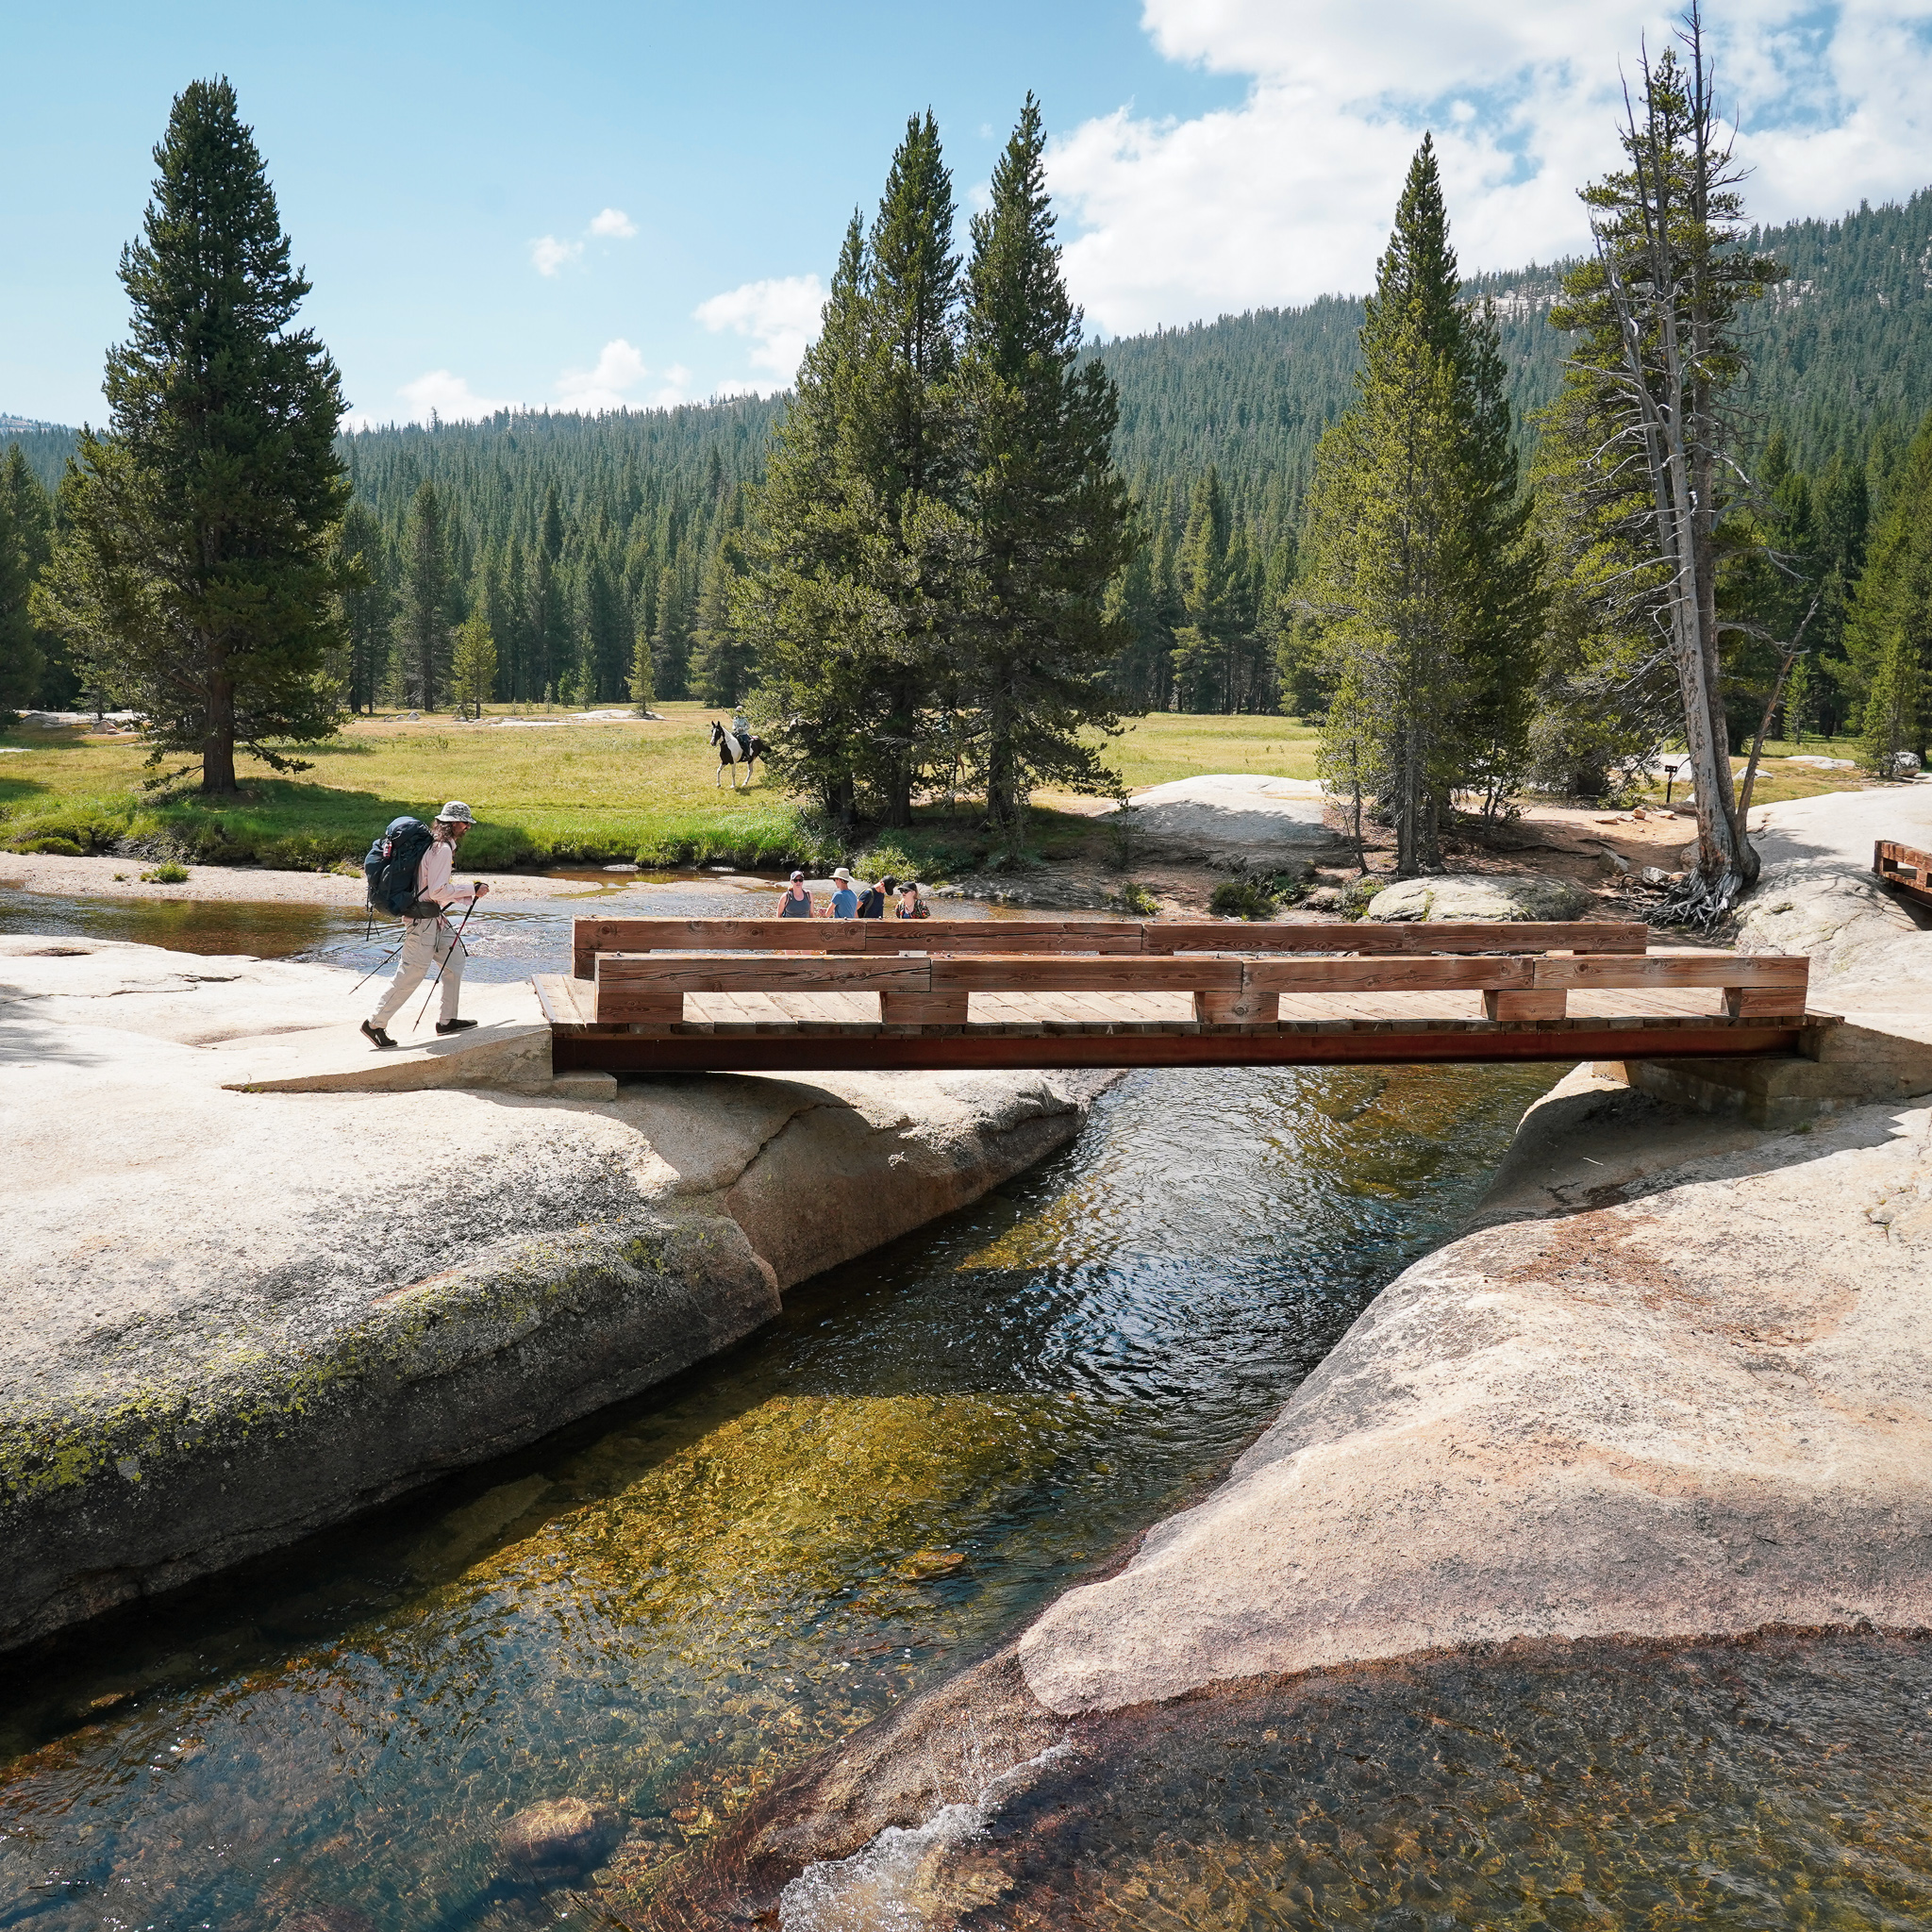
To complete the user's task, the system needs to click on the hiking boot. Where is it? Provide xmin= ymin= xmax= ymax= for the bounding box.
xmin=435 ymin=1017 xmax=479 ymax=1035
xmin=360 ymin=1019 xmax=397 ymax=1050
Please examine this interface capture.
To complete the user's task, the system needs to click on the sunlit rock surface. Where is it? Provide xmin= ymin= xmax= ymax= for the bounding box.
xmin=1365 ymin=872 xmax=1591 ymax=923
xmin=0 ymin=936 xmax=1102 ymax=1651
xmin=1097 ymin=774 xmax=1340 ymax=860
xmin=1017 ymin=1078 xmax=1932 ymax=1712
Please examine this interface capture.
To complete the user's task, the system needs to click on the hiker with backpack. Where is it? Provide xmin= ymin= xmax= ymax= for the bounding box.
xmin=360 ymin=803 xmax=490 ymax=1049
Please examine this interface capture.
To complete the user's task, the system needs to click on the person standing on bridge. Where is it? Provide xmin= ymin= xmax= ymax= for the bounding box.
xmin=776 ymin=870 xmax=813 ymax=918
xmin=829 ymin=868 xmax=859 ymax=918
xmin=856 ymin=874 xmax=891 ymax=919
xmin=361 ymin=803 xmax=490 ymax=1048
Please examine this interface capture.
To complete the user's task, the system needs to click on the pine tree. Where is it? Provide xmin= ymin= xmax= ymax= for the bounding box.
xmin=329 ymin=500 xmax=390 ymax=713
xmin=691 ymin=500 xmax=758 ymax=705
xmin=1167 ymin=467 xmax=1269 ymax=711
xmin=859 ymin=109 xmax=965 ymax=824
xmin=1456 ymin=299 xmax=1542 ymax=810
xmin=578 ymin=550 xmax=629 ymax=703
xmin=449 ymin=612 xmax=497 ymax=720
xmin=1172 ymin=468 xmax=1235 ymax=711
xmin=650 ymin=558 xmax=693 ymax=699
xmin=1310 ymin=302 xmax=1472 ymax=873
xmin=1105 ymin=539 xmax=1166 ymax=710
xmin=955 ymin=95 xmax=1137 ymax=844
xmin=1306 ymin=137 xmax=1536 ymax=872
xmin=1551 ymin=25 xmax=1784 ymax=918
xmin=736 ymin=211 xmax=875 ymax=822
xmin=627 ymin=608 xmax=656 ymax=714
xmin=0 ymin=450 xmax=50 ymax=714
xmin=393 ymin=479 xmax=453 ymax=708
xmin=1523 ymin=381 xmax=1678 ymax=797
xmin=530 ymin=483 xmax=571 ymax=698
xmin=1845 ymin=406 xmax=1932 ymax=771
xmin=739 ymin=113 xmax=969 ymax=829
xmin=486 ymin=537 xmax=535 ymax=703
xmin=34 ymin=78 xmax=348 ymax=790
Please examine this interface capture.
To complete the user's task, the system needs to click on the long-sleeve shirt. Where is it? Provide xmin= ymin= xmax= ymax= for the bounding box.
xmin=415 ymin=839 xmax=478 ymax=911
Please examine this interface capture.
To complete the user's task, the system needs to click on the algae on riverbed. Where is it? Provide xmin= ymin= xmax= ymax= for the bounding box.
xmin=795 ymin=1632 xmax=1932 ymax=1929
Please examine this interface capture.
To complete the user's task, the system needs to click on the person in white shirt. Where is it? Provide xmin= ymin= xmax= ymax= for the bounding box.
xmin=361 ymin=803 xmax=491 ymax=1047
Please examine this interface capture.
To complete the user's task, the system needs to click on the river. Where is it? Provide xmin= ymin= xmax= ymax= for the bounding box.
xmin=1 ymin=888 xmax=1927 ymax=1930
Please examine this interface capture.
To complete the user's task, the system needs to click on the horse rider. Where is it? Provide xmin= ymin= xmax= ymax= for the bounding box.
xmin=731 ymin=708 xmax=752 ymax=759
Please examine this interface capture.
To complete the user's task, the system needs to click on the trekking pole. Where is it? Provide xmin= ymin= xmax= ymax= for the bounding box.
xmin=412 ymin=893 xmax=481 ymax=1030
xmin=346 ymin=938 xmax=406 ymax=998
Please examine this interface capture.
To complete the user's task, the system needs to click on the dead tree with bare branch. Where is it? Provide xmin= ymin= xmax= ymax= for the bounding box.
xmin=1551 ymin=8 xmax=1784 ymax=926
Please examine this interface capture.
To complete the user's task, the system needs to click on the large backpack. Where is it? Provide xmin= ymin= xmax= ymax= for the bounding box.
xmin=364 ymin=816 xmax=434 ymax=916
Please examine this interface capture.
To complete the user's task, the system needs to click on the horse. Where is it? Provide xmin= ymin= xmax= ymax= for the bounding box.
xmin=709 ymin=719 xmax=766 ymax=791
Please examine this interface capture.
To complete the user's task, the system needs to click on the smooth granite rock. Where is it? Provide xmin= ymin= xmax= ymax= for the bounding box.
xmin=1015 ymin=1081 xmax=1932 ymax=1713
xmin=1098 ymin=774 xmax=1341 ymax=860
xmin=0 ymin=936 xmax=1105 ymax=1651
xmin=1365 ymin=872 xmax=1592 ymax=923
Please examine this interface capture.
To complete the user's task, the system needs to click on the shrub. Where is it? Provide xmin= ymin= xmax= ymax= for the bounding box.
xmin=1209 ymin=877 xmax=1280 ymax=920
xmin=1117 ymin=881 xmax=1160 ymax=915
xmin=140 ymin=861 xmax=191 ymax=883
xmin=856 ymin=841 xmax=915 ymax=882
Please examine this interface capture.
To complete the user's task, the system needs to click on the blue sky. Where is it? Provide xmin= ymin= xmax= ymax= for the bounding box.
xmin=0 ymin=1 xmax=1242 ymax=425
xmin=7 ymin=1 xmax=1928 ymax=427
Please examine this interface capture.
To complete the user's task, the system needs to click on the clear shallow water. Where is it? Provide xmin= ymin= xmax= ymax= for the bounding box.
xmin=0 ymin=876 xmax=1009 ymax=988
xmin=788 ymin=1633 xmax=1932 ymax=1930
xmin=0 ymin=1060 xmax=1557 ymax=1931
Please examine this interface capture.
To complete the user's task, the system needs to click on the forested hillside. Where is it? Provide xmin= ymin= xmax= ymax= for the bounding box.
xmin=8 ymin=186 xmax=1931 ymax=718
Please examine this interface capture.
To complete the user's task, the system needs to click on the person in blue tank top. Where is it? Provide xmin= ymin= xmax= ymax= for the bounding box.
xmin=777 ymin=870 xmax=813 ymax=918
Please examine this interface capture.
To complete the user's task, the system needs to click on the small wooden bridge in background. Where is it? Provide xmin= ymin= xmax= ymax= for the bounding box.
xmin=534 ymin=916 xmax=1824 ymax=1074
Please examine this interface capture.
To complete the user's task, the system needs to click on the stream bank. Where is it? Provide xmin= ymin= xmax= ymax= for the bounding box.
xmin=0 ymin=934 xmax=1106 ymax=1653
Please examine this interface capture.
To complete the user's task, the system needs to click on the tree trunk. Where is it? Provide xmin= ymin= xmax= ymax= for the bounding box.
xmin=203 ymin=658 xmax=239 ymax=793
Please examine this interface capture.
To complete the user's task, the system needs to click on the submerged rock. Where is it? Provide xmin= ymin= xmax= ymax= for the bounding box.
xmin=1365 ymin=872 xmax=1591 ymax=923
xmin=498 ymin=1796 xmax=620 ymax=1882
xmin=278 ymin=1908 xmax=374 ymax=1932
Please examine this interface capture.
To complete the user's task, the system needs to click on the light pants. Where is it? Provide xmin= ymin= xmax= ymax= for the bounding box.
xmin=371 ymin=916 xmax=466 ymax=1029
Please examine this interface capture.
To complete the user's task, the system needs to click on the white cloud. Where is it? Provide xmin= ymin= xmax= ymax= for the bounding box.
xmin=388 ymin=369 xmax=516 ymax=425
xmin=530 ymin=234 xmax=583 ymax=277
xmin=589 ymin=207 xmax=639 ymax=238
xmin=555 ymin=339 xmax=688 ymax=413
xmin=1046 ymin=0 xmax=1932 ymax=333
xmin=692 ymin=274 xmax=825 ymax=386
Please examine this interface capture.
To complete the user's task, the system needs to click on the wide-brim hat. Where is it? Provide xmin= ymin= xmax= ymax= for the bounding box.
xmin=435 ymin=801 xmax=475 ymax=824
xmin=833 ymin=867 xmax=852 ymax=881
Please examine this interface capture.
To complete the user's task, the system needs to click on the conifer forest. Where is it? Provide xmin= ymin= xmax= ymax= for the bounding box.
xmin=7 ymin=17 xmax=1932 ymax=888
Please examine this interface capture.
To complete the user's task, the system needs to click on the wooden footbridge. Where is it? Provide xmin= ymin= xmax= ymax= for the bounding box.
xmin=534 ymin=915 xmax=1825 ymax=1074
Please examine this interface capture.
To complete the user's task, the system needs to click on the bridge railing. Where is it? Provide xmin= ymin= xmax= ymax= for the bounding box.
xmin=572 ymin=916 xmax=1807 ymax=1029
xmin=1876 ymin=839 xmax=1932 ymax=911
xmin=570 ymin=915 xmax=1649 ymax=978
